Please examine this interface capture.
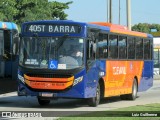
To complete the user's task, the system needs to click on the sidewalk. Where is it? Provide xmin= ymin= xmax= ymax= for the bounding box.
xmin=154 ymin=75 xmax=160 ymax=80
xmin=0 ymin=91 xmax=16 ymax=97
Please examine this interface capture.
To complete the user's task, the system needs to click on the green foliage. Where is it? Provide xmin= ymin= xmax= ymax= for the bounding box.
xmin=51 ymin=1 xmax=73 ymax=20
xmin=132 ymin=23 xmax=160 ymax=33
xmin=0 ymin=0 xmax=72 ymax=26
xmin=132 ymin=23 xmax=150 ymax=33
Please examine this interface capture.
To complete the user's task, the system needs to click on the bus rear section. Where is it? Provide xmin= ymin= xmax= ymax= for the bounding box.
xmin=97 ymin=60 xmax=153 ymax=99
xmin=17 ymin=20 xmax=153 ymax=107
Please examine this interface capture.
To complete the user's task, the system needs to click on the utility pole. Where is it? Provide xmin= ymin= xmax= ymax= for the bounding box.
xmin=119 ymin=0 xmax=121 ymax=24
xmin=107 ymin=0 xmax=109 ymax=22
xmin=109 ymin=0 xmax=112 ymax=23
xmin=127 ymin=0 xmax=131 ymax=30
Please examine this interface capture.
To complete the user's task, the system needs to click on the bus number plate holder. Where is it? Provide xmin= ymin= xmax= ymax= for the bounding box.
xmin=41 ymin=93 xmax=56 ymax=97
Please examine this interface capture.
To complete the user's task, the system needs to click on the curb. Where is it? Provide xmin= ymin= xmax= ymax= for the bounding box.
xmin=154 ymin=75 xmax=160 ymax=80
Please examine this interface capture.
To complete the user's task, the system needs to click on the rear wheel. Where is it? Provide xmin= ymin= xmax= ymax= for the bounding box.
xmin=37 ymin=97 xmax=50 ymax=106
xmin=88 ymin=83 xmax=100 ymax=107
xmin=120 ymin=78 xmax=138 ymax=100
xmin=127 ymin=78 xmax=138 ymax=100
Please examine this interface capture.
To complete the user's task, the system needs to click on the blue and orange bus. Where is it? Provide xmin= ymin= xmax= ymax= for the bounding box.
xmin=18 ymin=20 xmax=153 ymax=106
xmin=0 ymin=21 xmax=19 ymax=93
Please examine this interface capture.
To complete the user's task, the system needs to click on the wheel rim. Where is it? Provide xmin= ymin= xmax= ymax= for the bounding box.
xmin=96 ymin=84 xmax=100 ymax=104
xmin=133 ymin=80 xmax=137 ymax=97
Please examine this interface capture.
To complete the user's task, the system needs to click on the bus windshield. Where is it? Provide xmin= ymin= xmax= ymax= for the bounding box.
xmin=19 ymin=37 xmax=84 ymax=69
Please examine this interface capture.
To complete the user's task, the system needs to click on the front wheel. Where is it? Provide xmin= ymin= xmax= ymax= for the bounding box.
xmin=88 ymin=83 xmax=100 ymax=107
xmin=37 ymin=97 xmax=50 ymax=106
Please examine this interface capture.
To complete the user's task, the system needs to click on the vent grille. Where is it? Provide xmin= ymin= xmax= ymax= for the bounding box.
xmin=26 ymin=73 xmax=72 ymax=78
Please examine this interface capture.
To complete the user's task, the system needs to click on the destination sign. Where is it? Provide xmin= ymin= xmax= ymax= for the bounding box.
xmin=25 ymin=24 xmax=81 ymax=33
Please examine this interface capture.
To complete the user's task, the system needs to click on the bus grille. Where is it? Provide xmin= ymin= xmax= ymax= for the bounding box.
xmin=25 ymin=73 xmax=72 ymax=78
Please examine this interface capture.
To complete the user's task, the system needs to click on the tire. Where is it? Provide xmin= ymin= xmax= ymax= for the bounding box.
xmin=88 ymin=83 xmax=100 ymax=107
xmin=127 ymin=78 xmax=138 ymax=100
xmin=38 ymin=97 xmax=50 ymax=106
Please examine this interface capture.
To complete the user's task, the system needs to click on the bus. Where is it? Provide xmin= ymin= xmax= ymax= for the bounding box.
xmin=18 ymin=20 xmax=153 ymax=106
xmin=0 ymin=22 xmax=19 ymax=93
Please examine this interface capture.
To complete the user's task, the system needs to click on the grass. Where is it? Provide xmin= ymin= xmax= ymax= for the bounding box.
xmin=58 ymin=103 xmax=160 ymax=120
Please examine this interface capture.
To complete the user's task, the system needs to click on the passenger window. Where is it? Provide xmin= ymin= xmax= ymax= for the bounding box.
xmin=98 ymin=33 xmax=108 ymax=58
xmin=109 ymin=35 xmax=118 ymax=59
xmin=128 ymin=37 xmax=135 ymax=59
xmin=144 ymin=39 xmax=150 ymax=60
xmin=136 ymin=38 xmax=143 ymax=59
xmin=119 ymin=36 xmax=127 ymax=59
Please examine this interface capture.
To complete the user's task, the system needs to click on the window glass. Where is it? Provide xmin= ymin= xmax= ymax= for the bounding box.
xmin=4 ymin=30 xmax=11 ymax=60
xmin=150 ymin=41 xmax=153 ymax=60
xmin=98 ymin=33 xmax=108 ymax=58
xmin=119 ymin=36 xmax=127 ymax=59
xmin=0 ymin=30 xmax=4 ymax=56
xmin=19 ymin=37 xmax=84 ymax=69
xmin=128 ymin=37 xmax=135 ymax=59
xmin=136 ymin=38 xmax=143 ymax=59
xmin=144 ymin=39 xmax=150 ymax=59
xmin=12 ymin=30 xmax=19 ymax=55
xmin=109 ymin=35 xmax=118 ymax=59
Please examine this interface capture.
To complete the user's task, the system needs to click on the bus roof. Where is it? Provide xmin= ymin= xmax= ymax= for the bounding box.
xmin=21 ymin=20 xmax=110 ymax=37
xmin=22 ymin=20 xmax=152 ymax=38
xmin=23 ymin=20 xmax=110 ymax=32
xmin=90 ymin=22 xmax=153 ymax=38
xmin=0 ymin=21 xmax=18 ymax=30
xmin=23 ymin=20 xmax=85 ymax=25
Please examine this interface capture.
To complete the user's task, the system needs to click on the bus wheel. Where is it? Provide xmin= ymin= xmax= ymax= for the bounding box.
xmin=88 ymin=83 xmax=100 ymax=107
xmin=37 ymin=97 xmax=50 ymax=106
xmin=127 ymin=78 xmax=138 ymax=100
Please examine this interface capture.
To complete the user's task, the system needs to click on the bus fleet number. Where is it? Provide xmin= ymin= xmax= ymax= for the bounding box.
xmin=29 ymin=25 xmax=45 ymax=32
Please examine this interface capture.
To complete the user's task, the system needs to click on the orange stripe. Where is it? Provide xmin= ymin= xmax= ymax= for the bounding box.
xmin=25 ymin=80 xmax=73 ymax=90
xmin=24 ymin=74 xmax=74 ymax=90
xmin=90 ymin=22 xmax=147 ymax=38
xmin=24 ymin=74 xmax=73 ymax=82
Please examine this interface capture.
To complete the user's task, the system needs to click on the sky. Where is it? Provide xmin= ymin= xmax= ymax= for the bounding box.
xmin=50 ymin=0 xmax=160 ymax=26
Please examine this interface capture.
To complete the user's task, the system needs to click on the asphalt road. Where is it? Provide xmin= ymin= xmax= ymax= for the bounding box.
xmin=0 ymin=80 xmax=160 ymax=118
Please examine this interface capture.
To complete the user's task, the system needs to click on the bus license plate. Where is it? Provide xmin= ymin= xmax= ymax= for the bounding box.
xmin=41 ymin=93 xmax=53 ymax=97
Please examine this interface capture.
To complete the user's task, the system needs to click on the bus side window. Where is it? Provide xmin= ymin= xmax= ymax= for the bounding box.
xmin=144 ymin=39 xmax=151 ymax=60
xmin=128 ymin=37 xmax=135 ymax=59
xmin=136 ymin=38 xmax=143 ymax=59
xmin=150 ymin=40 xmax=153 ymax=60
xmin=109 ymin=34 xmax=118 ymax=59
xmin=87 ymin=30 xmax=98 ymax=60
xmin=87 ymin=40 xmax=95 ymax=60
xmin=12 ymin=30 xmax=19 ymax=56
xmin=119 ymin=36 xmax=127 ymax=59
xmin=98 ymin=33 xmax=108 ymax=59
xmin=0 ymin=30 xmax=4 ymax=57
xmin=4 ymin=30 xmax=11 ymax=60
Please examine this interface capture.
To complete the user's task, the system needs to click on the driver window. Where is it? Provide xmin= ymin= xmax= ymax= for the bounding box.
xmin=12 ymin=30 xmax=19 ymax=56
xmin=87 ymin=40 xmax=95 ymax=60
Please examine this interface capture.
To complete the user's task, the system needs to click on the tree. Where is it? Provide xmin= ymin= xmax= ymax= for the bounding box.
xmin=0 ymin=0 xmax=72 ymax=25
xmin=132 ymin=23 xmax=150 ymax=33
xmin=0 ymin=0 xmax=18 ymax=22
xmin=132 ymin=23 xmax=160 ymax=33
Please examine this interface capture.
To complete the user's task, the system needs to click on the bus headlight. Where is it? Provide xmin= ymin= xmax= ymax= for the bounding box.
xmin=18 ymin=74 xmax=25 ymax=83
xmin=73 ymin=76 xmax=83 ymax=86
